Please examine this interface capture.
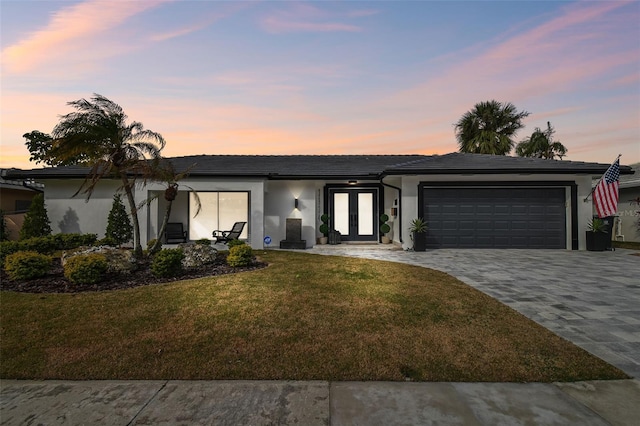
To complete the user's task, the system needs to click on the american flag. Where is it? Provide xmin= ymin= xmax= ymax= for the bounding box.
xmin=593 ymin=158 xmax=620 ymax=218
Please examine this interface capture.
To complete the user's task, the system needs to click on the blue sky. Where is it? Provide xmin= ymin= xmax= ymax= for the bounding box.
xmin=1 ymin=0 xmax=639 ymax=169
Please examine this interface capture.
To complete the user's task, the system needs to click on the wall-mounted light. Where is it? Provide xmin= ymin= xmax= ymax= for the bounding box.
xmin=348 ymin=180 xmax=357 ymax=185
xmin=294 ymin=198 xmax=299 ymax=209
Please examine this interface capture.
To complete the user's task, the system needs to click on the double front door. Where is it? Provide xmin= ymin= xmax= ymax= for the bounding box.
xmin=329 ymin=188 xmax=378 ymax=241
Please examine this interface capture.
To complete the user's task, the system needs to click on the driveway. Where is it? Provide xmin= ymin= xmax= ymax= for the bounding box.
xmin=306 ymin=247 xmax=640 ymax=379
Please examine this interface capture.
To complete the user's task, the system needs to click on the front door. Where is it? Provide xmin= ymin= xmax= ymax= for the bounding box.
xmin=329 ymin=188 xmax=378 ymax=241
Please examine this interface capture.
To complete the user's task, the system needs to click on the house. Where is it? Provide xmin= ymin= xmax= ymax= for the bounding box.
xmin=4 ymin=153 xmax=634 ymax=250
xmin=615 ymin=162 xmax=640 ymax=243
xmin=0 ymin=170 xmax=44 ymax=240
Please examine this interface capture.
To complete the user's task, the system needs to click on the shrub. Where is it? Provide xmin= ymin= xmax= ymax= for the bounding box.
xmin=63 ymin=246 xmax=137 ymax=274
xmin=105 ymin=194 xmax=133 ymax=246
xmin=195 ymin=238 xmax=211 ymax=246
xmin=52 ymin=233 xmax=98 ymax=249
xmin=0 ymin=210 xmax=8 ymax=241
xmin=19 ymin=193 xmax=52 ymax=240
xmin=63 ymin=253 xmax=108 ymax=285
xmin=4 ymin=251 xmax=52 ymax=281
xmin=227 ymin=244 xmax=254 ymax=267
xmin=0 ymin=240 xmax=21 ymax=263
xmin=151 ymin=248 xmax=184 ymax=277
xmin=147 ymin=238 xmax=160 ymax=251
xmin=226 ymin=239 xmax=245 ymax=249
xmin=96 ymin=236 xmax=119 ymax=247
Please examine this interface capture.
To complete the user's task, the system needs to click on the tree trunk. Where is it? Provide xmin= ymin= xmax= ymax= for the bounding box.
xmin=120 ymin=172 xmax=143 ymax=259
xmin=150 ymin=200 xmax=173 ymax=254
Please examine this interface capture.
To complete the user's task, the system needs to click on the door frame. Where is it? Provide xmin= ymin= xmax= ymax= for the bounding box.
xmin=324 ymin=183 xmax=384 ymax=242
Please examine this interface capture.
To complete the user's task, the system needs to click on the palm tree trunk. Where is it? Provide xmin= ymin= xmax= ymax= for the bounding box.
xmin=120 ymin=172 xmax=143 ymax=259
xmin=150 ymin=200 xmax=173 ymax=254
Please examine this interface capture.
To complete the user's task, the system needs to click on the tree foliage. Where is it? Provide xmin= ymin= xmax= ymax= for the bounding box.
xmin=0 ymin=210 xmax=8 ymax=241
xmin=19 ymin=193 xmax=52 ymax=240
xmin=516 ymin=121 xmax=567 ymax=160
xmin=455 ymin=100 xmax=530 ymax=155
xmin=24 ymin=94 xmax=165 ymax=259
xmin=106 ymin=193 xmax=133 ymax=246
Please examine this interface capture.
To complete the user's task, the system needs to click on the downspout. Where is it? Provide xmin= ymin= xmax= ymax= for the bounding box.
xmin=380 ymin=177 xmax=402 ymax=243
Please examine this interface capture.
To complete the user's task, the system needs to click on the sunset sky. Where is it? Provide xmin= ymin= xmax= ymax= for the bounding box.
xmin=1 ymin=0 xmax=639 ymax=170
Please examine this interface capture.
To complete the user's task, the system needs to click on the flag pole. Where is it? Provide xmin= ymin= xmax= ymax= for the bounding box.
xmin=584 ymin=154 xmax=621 ymax=202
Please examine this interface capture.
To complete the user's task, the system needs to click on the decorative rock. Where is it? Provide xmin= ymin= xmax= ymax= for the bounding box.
xmin=62 ymin=246 xmax=137 ymax=273
xmin=179 ymin=243 xmax=218 ymax=269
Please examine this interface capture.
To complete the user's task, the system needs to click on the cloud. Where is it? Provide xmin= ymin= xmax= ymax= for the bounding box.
xmin=260 ymin=2 xmax=370 ymax=34
xmin=1 ymin=0 xmax=171 ymax=74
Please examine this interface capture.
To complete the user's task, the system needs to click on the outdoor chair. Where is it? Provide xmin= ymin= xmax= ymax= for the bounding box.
xmin=165 ymin=222 xmax=187 ymax=243
xmin=212 ymin=221 xmax=246 ymax=244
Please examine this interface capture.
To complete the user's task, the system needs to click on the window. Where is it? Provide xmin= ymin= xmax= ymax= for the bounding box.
xmin=189 ymin=192 xmax=249 ymax=240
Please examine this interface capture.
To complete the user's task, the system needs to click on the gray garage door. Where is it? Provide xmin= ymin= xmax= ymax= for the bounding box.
xmin=422 ymin=187 xmax=566 ymax=249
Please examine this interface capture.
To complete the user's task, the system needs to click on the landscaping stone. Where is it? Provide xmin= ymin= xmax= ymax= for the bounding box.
xmin=179 ymin=243 xmax=218 ymax=269
xmin=61 ymin=246 xmax=137 ymax=274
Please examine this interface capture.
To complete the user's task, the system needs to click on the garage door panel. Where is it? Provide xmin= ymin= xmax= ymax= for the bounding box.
xmin=423 ymin=187 xmax=566 ymax=249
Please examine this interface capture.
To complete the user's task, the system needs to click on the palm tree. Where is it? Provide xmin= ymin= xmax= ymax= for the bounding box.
xmin=455 ymin=100 xmax=530 ymax=155
xmin=516 ymin=121 xmax=567 ymax=160
xmin=144 ymin=158 xmax=201 ymax=254
xmin=33 ymin=94 xmax=165 ymax=259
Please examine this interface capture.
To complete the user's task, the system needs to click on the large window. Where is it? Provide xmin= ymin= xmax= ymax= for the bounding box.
xmin=189 ymin=192 xmax=249 ymax=240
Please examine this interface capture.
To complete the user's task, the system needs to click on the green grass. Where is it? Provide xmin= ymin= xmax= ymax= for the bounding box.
xmin=0 ymin=251 xmax=628 ymax=382
xmin=613 ymin=240 xmax=640 ymax=250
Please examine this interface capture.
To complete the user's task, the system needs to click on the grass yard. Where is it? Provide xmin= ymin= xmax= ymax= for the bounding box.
xmin=0 ymin=251 xmax=628 ymax=382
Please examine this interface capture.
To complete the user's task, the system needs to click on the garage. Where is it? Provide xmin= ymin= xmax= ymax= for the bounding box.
xmin=421 ymin=186 xmax=567 ymax=249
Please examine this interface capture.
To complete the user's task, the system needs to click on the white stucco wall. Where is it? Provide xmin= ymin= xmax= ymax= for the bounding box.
xmin=399 ymin=174 xmax=595 ymax=250
xmin=41 ymin=179 xmax=124 ymax=238
xmin=264 ymin=180 xmax=320 ymax=248
xmin=616 ymin=186 xmax=640 ymax=243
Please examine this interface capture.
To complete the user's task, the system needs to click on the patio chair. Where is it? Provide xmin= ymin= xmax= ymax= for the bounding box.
xmin=212 ymin=221 xmax=246 ymax=244
xmin=165 ymin=222 xmax=187 ymax=243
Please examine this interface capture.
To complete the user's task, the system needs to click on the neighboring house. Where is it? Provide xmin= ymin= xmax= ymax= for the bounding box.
xmin=5 ymin=153 xmax=635 ymax=250
xmin=615 ymin=162 xmax=640 ymax=243
xmin=0 ymin=170 xmax=44 ymax=240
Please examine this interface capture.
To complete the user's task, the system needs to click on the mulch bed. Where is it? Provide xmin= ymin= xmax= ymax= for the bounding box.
xmin=1 ymin=257 xmax=267 ymax=294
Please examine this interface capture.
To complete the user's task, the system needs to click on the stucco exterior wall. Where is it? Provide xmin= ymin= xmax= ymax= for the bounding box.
xmin=264 ymin=180 xmax=319 ymax=248
xmin=42 ymin=179 xmax=123 ymax=237
xmin=617 ymin=186 xmax=640 ymax=242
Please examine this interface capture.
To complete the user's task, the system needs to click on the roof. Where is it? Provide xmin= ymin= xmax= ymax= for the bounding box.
xmin=4 ymin=153 xmax=634 ymax=180
xmin=619 ymin=163 xmax=640 ymax=189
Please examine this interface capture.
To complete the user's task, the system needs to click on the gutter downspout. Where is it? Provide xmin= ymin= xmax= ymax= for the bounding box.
xmin=380 ymin=177 xmax=402 ymax=243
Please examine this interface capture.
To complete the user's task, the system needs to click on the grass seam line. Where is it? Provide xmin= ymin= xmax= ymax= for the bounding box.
xmin=126 ymin=380 xmax=168 ymax=426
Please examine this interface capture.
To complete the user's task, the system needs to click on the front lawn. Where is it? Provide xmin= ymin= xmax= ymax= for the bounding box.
xmin=0 ymin=251 xmax=628 ymax=382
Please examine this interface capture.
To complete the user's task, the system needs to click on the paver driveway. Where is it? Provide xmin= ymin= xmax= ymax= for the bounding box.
xmin=306 ymin=247 xmax=640 ymax=379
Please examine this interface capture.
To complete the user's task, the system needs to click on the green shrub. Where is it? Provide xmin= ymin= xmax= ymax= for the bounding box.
xmin=195 ymin=238 xmax=211 ymax=246
xmin=0 ymin=233 xmax=97 ymax=263
xmin=4 ymin=251 xmax=52 ymax=281
xmin=63 ymin=253 xmax=108 ymax=285
xmin=105 ymin=194 xmax=133 ymax=246
xmin=19 ymin=193 xmax=52 ymax=240
xmin=52 ymin=233 xmax=98 ymax=249
xmin=147 ymin=238 xmax=160 ymax=251
xmin=226 ymin=239 xmax=245 ymax=249
xmin=151 ymin=248 xmax=184 ymax=277
xmin=0 ymin=240 xmax=21 ymax=263
xmin=227 ymin=244 xmax=253 ymax=267
xmin=0 ymin=210 xmax=8 ymax=241
xmin=96 ymin=236 xmax=118 ymax=247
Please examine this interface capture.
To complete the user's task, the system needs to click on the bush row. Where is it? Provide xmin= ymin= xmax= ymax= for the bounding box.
xmin=0 ymin=233 xmax=98 ymax=262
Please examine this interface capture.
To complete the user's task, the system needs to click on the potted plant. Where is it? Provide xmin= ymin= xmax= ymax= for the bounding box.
xmin=380 ymin=213 xmax=391 ymax=244
xmin=318 ymin=214 xmax=330 ymax=244
xmin=409 ymin=218 xmax=428 ymax=251
xmin=586 ymin=218 xmax=608 ymax=251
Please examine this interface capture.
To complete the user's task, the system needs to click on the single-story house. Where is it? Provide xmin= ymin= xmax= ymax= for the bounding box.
xmin=615 ymin=162 xmax=640 ymax=242
xmin=0 ymin=170 xmax=44 ymax=240
xmin=5 ymin=153 xmax=634 ymax=250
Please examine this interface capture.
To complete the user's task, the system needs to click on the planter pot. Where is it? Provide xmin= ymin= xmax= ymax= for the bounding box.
xmin=381 ymin=236 xmax=391 ymax=244
xmin=413 ymin=232 xmax=427 ymax=252
xmin=586 ymin=231 xmax=608 ymax=251
xmin=318 ymin=237 xmax=328 ymax=245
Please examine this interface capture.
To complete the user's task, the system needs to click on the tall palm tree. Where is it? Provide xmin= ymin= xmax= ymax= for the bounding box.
xmin=46 ymin=94 xmax=165 ymax=258
xmin=516 ymin=121 xmax=567 ymax=160
xmin=455 ymin=100 xmax=530 ymax=155
xmin=143 ymin=158 xmax=201 ymax=254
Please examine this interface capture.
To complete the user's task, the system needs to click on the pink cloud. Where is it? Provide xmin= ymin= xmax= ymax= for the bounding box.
xmin=1 ymin=0 xmax=170 ymax=74
xmin=260 ymin=2 xmax=368 ymax=34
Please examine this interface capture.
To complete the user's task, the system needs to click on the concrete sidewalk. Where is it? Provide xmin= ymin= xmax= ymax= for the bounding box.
xmin=2 ymin=379 xmax=639 ymax=425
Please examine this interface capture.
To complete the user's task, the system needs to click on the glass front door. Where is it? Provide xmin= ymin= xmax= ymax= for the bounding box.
xmin=330 ymin=188 xmax=378 ymax=241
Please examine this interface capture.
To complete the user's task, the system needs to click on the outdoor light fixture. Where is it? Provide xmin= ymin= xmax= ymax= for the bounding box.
xmin=294 ymin=198 xmax=299 ymax=209
xmin=348 ymin=180 xmax=357 ymax=185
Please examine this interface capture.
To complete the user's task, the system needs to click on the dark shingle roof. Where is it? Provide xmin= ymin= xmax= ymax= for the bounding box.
xmin=4 ymin=153 xmax=634 ymax=180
